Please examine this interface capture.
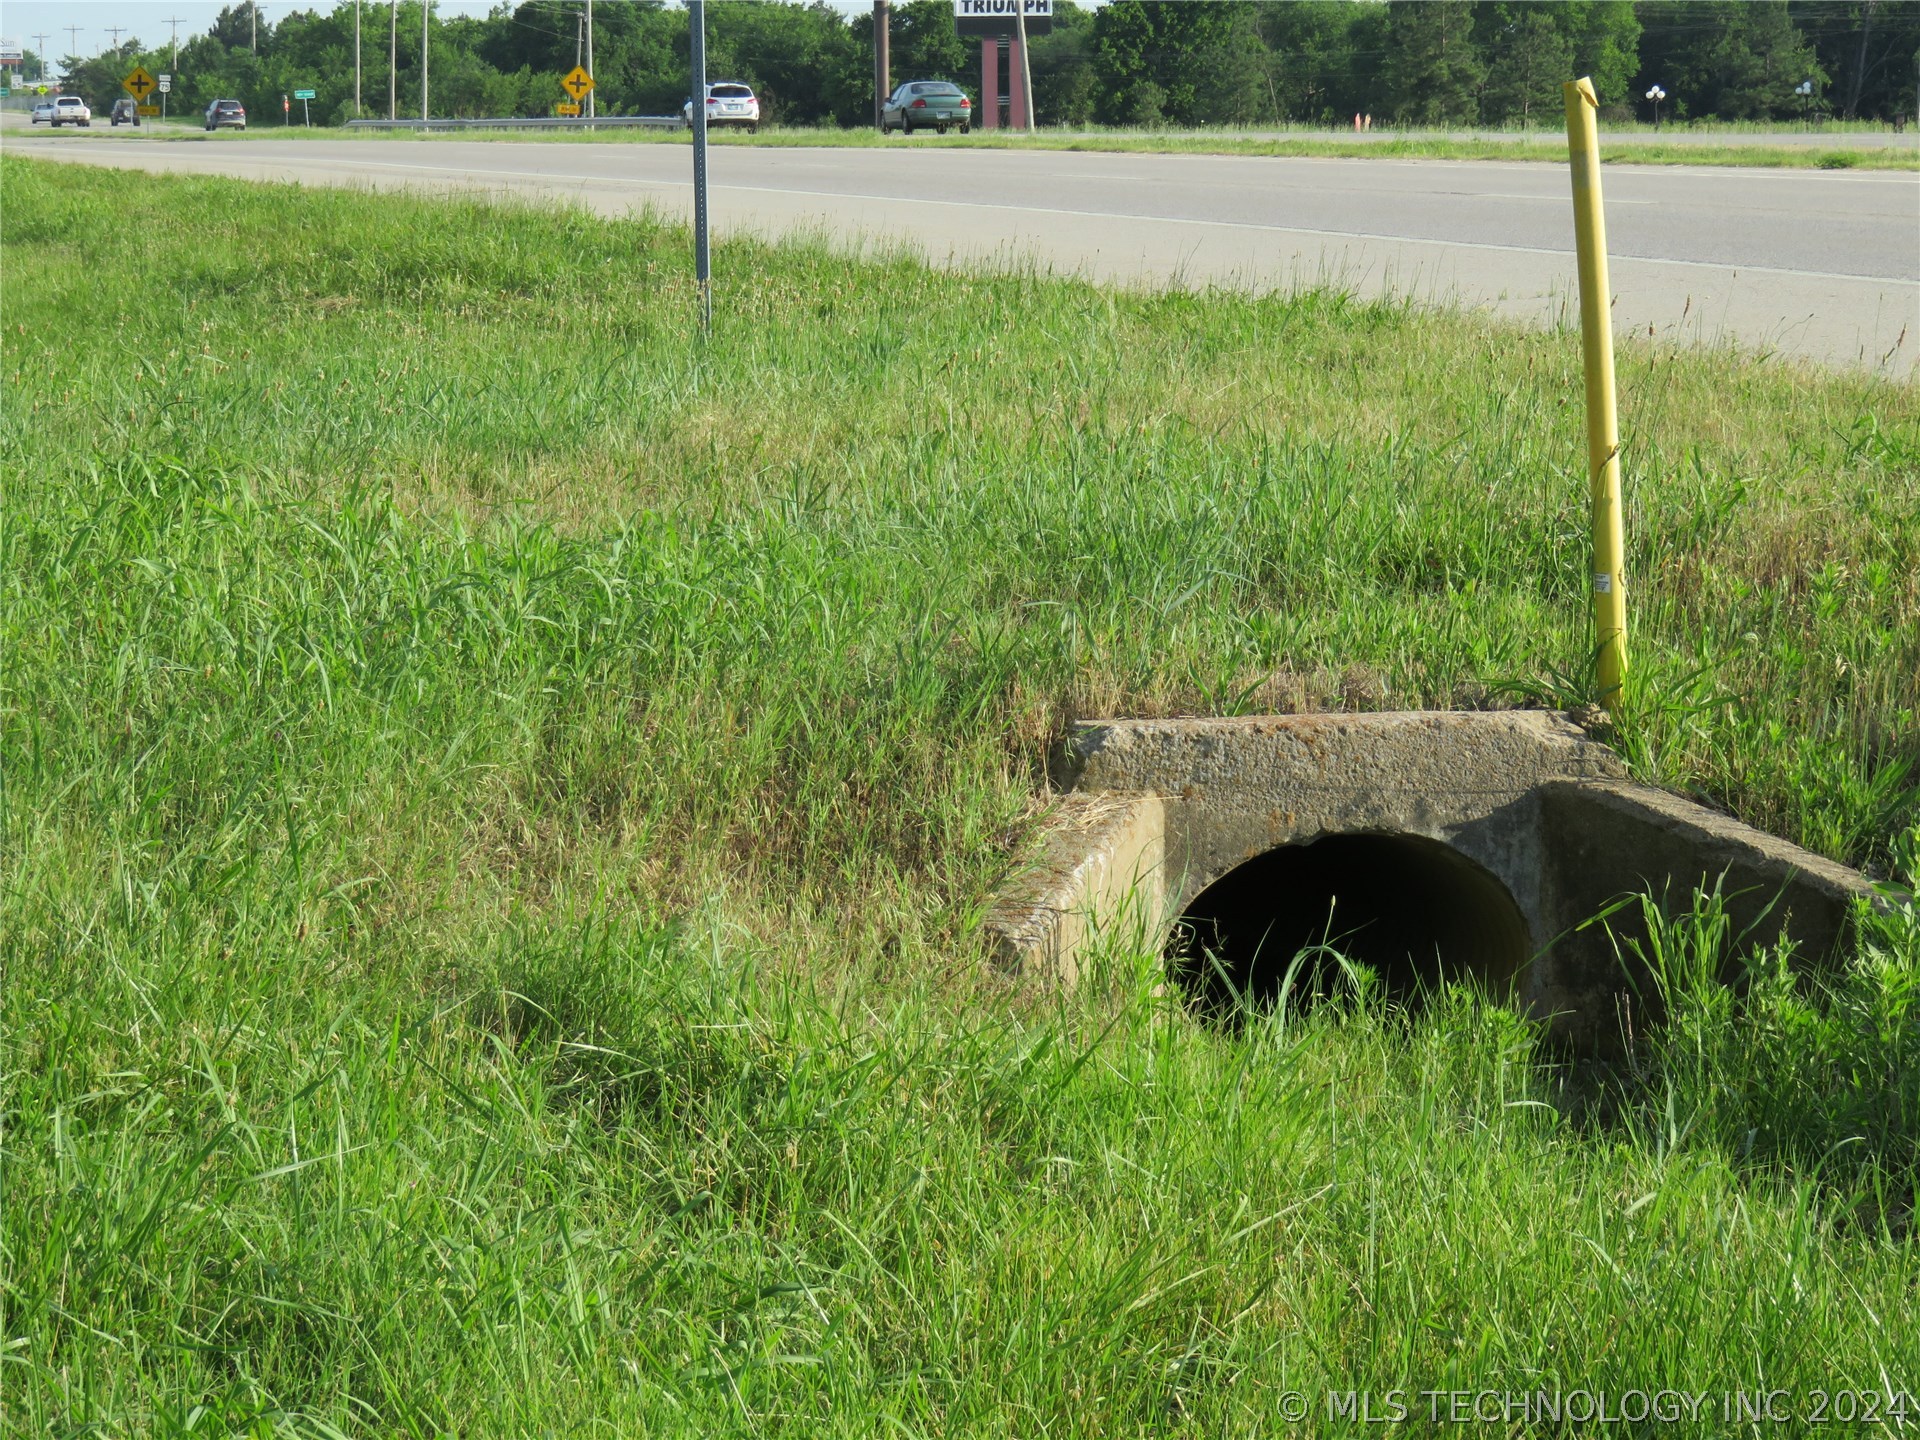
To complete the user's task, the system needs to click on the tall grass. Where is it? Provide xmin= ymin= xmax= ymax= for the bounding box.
xmin=3 ymin=157 xmax=1918 ymax=1435
xmin=1612 ymin=883 xmax=1920 ymax=1221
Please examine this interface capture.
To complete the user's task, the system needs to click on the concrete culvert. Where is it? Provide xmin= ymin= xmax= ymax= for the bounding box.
xmin=1168 ymin=832 xmax=1532 ymax=1018
xmin=989 ymin=715 xmax=1880 ymax=1048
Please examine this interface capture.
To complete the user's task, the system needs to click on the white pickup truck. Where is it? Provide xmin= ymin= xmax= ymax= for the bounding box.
xmin=51 ymin=95 xmax=92 ymax=127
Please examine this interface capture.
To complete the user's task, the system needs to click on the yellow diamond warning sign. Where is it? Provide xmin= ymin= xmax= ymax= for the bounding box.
xmin=560 ymin=66 xmax=594 ymax=101
xmin=122 ymin=65 xmax=157 ymax=99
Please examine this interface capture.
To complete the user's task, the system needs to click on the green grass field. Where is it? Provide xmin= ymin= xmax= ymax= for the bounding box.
xmin=3 ymin=156 xmax=1918 ymax=1436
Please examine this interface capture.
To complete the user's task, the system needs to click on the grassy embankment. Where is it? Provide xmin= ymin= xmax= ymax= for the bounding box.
xmin=33 ymin=109 xmax=1920 ymax=169
xmin=3 ymin=156 xmax=1918 ymax=1436
xmin=206 ymin=117 xmax=1920 ymax=170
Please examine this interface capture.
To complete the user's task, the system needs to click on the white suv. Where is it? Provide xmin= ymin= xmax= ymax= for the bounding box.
xmin=684 ymin=82 xmax=759 ymax=134
xmin=51 ymin=95 xmax=92 ymax=127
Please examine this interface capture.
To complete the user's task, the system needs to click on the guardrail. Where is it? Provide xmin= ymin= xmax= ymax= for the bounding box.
xmin=347 ymin=115 xmax=681 ymax=132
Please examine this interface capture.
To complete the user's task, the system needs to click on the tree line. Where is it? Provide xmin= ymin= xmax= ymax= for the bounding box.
xmin=41 ymin=1 xmax=1920 ymax=132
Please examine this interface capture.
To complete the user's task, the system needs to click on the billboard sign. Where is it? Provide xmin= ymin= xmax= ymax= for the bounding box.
xmin=954 ymin=0 xmax=1051 ymax=39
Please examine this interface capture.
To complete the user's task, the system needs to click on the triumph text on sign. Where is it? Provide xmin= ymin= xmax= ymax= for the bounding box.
xmin=954 ymin=0 xmax=1051 ymax=38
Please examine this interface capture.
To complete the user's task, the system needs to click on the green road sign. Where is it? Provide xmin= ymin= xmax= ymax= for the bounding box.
xmin=294 ymin=88 xmax=315 ymax=99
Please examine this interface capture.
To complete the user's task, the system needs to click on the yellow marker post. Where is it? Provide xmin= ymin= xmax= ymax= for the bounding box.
xmin=1563 ymin=76 xmax=1628 ymax=708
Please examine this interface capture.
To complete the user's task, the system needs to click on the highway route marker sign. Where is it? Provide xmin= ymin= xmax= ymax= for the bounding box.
xmin=158 ymin=74 xmax=171 ymax=93
xmin=122 ymin=65 xmax=157 ymax=100
xmin=561 ymin=66 xmax=594 ymax=101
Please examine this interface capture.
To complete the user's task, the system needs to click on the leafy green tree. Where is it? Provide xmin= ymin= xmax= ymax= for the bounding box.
xmin=1563 ymin=0 xmax=1642 ymax=101
xmin=1029 ymin=1 xmax=1099 ymax=126
xmin=1256 ymin=0 xmax=1380 ymax=123
xmin=45 ymin=0 xmax=1879 ymax=133
xmin=1093 ymin=0 xmax=1264 ymax=126
xmin=207 ymin=3 xmax=266 ymax=54
xmin=1191 ymin=4 xmax=1273 ymax=122
xmin=890 ymin=0 xmax=971 ymax=88
xmin=1474 ymin=2 xmax=1575 ymax=125
xmin=1636 ymin=0 xmax=1826 ymax=119
xmin=1792 ymin=0 xmax=1920 ymax=119
xmin=705 ymin=2 xmax=859 ymax=124
xmin=55 ymin=38 xmax=172 ymax=112
xmin=1381 ymin=0 xmax=1485 ymax=123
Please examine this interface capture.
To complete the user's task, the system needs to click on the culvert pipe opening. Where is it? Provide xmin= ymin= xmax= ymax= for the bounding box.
xmin=1168 ymin=832 xmax=1531 ymax=1017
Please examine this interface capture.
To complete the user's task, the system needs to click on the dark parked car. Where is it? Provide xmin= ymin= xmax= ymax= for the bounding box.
xmin=881 ymin=81 xmax=972 ymax=135
xmin=205 ymin=98 xmax=246 ymax=131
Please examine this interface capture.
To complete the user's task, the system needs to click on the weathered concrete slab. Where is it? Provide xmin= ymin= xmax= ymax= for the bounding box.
xmin=989 ymin=711 xmax=1884 ymax=1045
xmin=985 ymin=793 xmax=1164 ymax=990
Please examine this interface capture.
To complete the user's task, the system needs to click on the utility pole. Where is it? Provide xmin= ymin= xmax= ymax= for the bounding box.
xmin=165 ymin=17 xmax=183 ymax=71
xmin=421 ymin=0 xmax=429 ymax=121
xmin=63 ymin=25 xmax=82 ymax=71
xmin=31 ymin=33 xmax=50 ymax=83
xmin=354 ymin=0 xmax=361 ymax=116
xmin=1014 ymin=0 xmax=1033 ymax=129
xmin=251 ymin=2 xmax=258 ymax=53
xmin=388 ymin=0 xmax=396 ymax=120
xmin=104 ymin=26 xmax=125 ymax=53
xmin=1845 ymin=0 xmax=1878 ymax=120
xmin=585 ymin=0 xmax=595 ymax=120
xmin=873 ymin=0 xmax=889 ymax=128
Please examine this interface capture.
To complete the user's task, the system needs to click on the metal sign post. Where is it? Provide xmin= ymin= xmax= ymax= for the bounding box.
xmin=295 ymin=86 xmax=314 ymax=123
xmin=690 ymin=0 xmax=711 ymax=333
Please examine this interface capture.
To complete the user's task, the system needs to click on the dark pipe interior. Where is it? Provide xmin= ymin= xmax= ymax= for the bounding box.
xmin=1168 ymin=832 xmax=1531 ymax=1017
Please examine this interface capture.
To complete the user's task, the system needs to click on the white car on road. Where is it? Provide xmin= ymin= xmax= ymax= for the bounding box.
xmin=50 ymin=95 xmax=92 ymax=127
xmin=684 ymin=82 xmax=759 ymax=134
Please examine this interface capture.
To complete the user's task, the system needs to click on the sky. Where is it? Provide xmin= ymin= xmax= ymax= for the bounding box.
xmin=0 ymin=0 xmax=878 ymax=72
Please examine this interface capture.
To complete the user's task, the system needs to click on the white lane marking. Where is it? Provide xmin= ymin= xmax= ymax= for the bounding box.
xmin=322 ymin=156 xmax=1920 ymax=285
xmin=1441 ymin=191 xmax=1655 ymax=203
xmin=1039 ymin=169 xmax=1655 ymax=203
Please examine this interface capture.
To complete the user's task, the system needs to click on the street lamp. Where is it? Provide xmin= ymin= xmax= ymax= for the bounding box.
xmin=1644 ymin=84 xmax=1666 ymax=131
xmin=1795 ymin=78 xmax=1814 ymax=128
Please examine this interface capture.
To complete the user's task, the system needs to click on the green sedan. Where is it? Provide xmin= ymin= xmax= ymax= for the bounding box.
xmin=881 ymin=81 xmax=974 ymax=135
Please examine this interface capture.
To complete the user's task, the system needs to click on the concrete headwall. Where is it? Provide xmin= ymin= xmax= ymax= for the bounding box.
xmin=988 ymin=711 xmax=1883 ymax=1045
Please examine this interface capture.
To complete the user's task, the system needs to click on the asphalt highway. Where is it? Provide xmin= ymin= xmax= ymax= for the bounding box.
xmin=9 ymin=127 xmax=1917 ymax=374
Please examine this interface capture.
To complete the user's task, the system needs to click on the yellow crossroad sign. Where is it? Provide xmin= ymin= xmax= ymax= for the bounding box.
xmin=560 ymin=65 xmax=594 ymax=101
xmin=122 ymin=65 xmax=157 ymax=99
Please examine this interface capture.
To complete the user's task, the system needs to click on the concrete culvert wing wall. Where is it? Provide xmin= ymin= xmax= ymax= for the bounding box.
xmin=1169 ymin=832 xmax=1532 ymax=1017
xmin=987 ymin=714 xmax=1883 ymax=1050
